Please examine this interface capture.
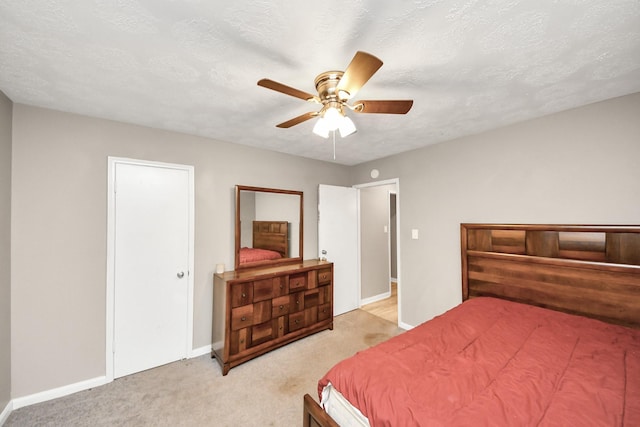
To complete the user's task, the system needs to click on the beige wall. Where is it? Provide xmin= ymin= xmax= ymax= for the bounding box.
xmin=0 ymin=92 xmax=12 ymax=411
xmin=10 ymin=105 xmax=350 ymax=398
xmin=351 ymin=93 xmax=640 ymax=327
xmin=8 ymin=92 xmax=640 ymax=400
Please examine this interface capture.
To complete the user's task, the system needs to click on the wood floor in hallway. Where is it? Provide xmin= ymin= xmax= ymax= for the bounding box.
xmin=361 ymin=282 xmax=397 ymax=324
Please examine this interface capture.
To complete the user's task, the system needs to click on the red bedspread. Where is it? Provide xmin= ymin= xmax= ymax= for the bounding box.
xmin=319 ymin=297 xmax=640 ymax=426
xmin=238 ymin=247 xmax=282 ymax=263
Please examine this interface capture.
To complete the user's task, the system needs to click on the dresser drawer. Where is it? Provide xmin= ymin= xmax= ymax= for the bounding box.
xmin=289 ymin=291 xmax=305 ymax=313
xmin=232 ymin=301 xmax=271 ymax=331
xmin=272 ymin=295 xmax=290 ymax=317
xmin=229 ymin=328 xmax=250 ymax=355
xmin=274 ymin=316 xmax=286 ymax=337
xmin=231 ymin=283 xmax=253 ymax=308
xmin=253 ymin=278 xmax=274 ymax=302
xmin=318 ymin=303 xmax=331 ymax=322
xmin=289 ymin=273 xmax=307 ymax=290
xmin=304 ymin=306 xmax=318 ymax=326
xmin=272 ymin=276 xmax=288 ymax=296
xmin=318 ymin=268 xmax=332 ymax=284
xmin=231 ymin=305 xmax=253 ymax=331
xmin=318 ymin=284 xmax=331 ymax=305
xmin=304 ymin=289 xmax=319 ymax=308
xmin=289 ymin=312 xmax=305 ymax=332
xmin=252 ymin=300 xmax=272 ymax=325
xmin=251 ymin=321 xmax=274 ymax=346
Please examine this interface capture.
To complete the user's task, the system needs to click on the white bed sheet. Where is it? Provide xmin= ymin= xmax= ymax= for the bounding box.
xmin=320 ymin=382 xmax=370 ymax=427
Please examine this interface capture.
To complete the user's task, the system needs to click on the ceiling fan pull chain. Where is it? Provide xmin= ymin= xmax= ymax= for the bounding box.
xmin=332 ymin=130 xmax=336 ymax=160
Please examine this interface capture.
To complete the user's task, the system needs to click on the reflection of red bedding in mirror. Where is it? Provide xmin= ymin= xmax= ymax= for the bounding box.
xmin=239 ymin=247 xmax=282 ymax=264
xmin=238 ymin=220 xmax=289 ymax=265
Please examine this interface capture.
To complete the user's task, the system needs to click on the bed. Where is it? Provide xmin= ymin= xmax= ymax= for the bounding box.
xmin=238 ymin=220 xmax=288 ymax=264
xmin=303 ymin=224 xmax=640 ymax=427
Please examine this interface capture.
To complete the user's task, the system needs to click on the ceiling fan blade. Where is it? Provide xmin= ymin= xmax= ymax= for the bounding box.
xmin=335 ymin=51 xmax=383 ymax=99
xmin=258 ymin=79 xmax=318 ymax=102
xmin=276 ymin=111 xmax=318 ymax=128
xmin=353 ymin=100 xmax=414 ymax=114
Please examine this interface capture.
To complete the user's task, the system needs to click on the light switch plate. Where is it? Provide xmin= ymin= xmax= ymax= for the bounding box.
xmin=411 ymin=229 xmax=419 ymax=239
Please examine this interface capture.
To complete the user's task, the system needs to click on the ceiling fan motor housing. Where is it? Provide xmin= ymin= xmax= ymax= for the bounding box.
xmin=314 ymin=71 xmax=346 ymax=103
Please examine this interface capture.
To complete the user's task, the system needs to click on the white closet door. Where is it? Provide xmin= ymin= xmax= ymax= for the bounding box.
xmin=113 ymin=161 xmax=191 ymax=378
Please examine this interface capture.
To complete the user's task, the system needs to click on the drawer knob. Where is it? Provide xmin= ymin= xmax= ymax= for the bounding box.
xmin=279 ymin=305 xmax=284 ymax=310
xmin=241 ymin=293 xmax=246 ymax=298
xmin=295 ymin=319 xmax=300 ymax=324
xmin=240 ymin=339 xmax=244 ymax=344
xmin=241 ymin=316 xmax=246 ymax=321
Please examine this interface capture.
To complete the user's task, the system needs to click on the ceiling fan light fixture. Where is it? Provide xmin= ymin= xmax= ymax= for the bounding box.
xmin=312 ymin=117 xmax=330 ymax=138
xmin=339 ymin=116 xmax=357 ymax=137
xmin=323 ymin=106 xmax=342 ymax=131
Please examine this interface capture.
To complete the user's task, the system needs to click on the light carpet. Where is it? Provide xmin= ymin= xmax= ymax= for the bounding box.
xmin=6 ymin=310 xmax=403 ymax=426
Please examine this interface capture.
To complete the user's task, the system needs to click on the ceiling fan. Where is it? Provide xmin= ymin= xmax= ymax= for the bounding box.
xmin=257 ymin=51 xmax=413 ymax=138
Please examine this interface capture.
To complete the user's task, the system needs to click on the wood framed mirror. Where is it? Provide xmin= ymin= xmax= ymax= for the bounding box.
xmin=235 ymin=185 xmax=304 ymax=270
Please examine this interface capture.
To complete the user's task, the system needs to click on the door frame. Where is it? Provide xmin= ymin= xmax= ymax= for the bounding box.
xmin=353 ymin=178 xmax=402 ymax=327
xmin=105 ymin=157 xmax=195 ymax=382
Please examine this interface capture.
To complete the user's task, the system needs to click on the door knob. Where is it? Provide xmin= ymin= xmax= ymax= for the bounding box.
xmin=177 ymin=271 xmax=185 ymax=279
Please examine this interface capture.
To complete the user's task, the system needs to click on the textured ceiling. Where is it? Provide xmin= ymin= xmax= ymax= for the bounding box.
xmin=1 ymin=1 xmax=639 ymax=165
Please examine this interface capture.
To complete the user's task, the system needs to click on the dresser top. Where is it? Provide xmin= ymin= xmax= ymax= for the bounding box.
xmin=214 ymin=259 xmax=332 ymax=282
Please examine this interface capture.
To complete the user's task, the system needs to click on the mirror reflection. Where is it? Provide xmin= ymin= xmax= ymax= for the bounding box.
xmin=235 ymin=185 xmax=303 ymax=270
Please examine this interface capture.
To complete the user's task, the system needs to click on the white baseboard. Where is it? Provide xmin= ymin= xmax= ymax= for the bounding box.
xmin=12 ymin=376 xmax=108 ymax=410
xmin=9 ymin=344 xmax=215 ymax=415
xmin=1 ymin=399 xmax=13 ymax=425
xmin=189 ymin=344 xmax=212 ymax=358
xmin=398 ymin=320 xmax=414 ymax=330
xmin=360 ymin=290 xmax=391 ymax=306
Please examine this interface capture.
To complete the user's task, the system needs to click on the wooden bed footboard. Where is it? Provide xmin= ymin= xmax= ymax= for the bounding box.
xmin=303 ymin=394 xmax=339 ymax=427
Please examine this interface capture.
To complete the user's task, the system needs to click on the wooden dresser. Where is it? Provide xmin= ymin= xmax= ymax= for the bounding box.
xmin=212 ymin=260 xmax=333 ymax=375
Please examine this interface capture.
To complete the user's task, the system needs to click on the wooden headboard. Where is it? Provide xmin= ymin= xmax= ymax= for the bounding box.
xmin=461 ymin=224 xmax=640 ymax=328
xmin=253 ymin=220 xmax=289 ymax=257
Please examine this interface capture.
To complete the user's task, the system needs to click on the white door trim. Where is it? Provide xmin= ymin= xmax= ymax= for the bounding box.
xmin=105 ymin=157 xmax=195 ymax=382
xmin=354 ymin=178 xmax=403 ymax=328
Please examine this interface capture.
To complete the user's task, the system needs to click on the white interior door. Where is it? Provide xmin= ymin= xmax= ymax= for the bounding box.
xmin=112 ymin=160 xmax=192 ymax=378
xmin=318 ymin=184 xmax=359 ymax=315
